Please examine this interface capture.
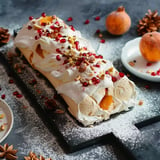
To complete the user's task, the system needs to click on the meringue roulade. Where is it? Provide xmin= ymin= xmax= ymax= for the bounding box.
xmin=14 ymin=14 xmax=136 ymax=126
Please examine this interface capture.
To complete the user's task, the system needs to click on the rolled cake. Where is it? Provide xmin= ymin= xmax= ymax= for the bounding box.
xmin=14 ymin=14 xmax=136 ymax=126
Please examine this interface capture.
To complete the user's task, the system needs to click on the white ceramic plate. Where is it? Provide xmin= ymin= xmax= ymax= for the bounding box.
xmin=0 ymin=99 xmax=14 ymax=143
xmin=121 ymin=37 xmax=160 ymax=82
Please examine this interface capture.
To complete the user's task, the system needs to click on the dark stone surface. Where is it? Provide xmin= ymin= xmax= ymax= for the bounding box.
xmin=0 ymin=0 xmax=160 ymax=160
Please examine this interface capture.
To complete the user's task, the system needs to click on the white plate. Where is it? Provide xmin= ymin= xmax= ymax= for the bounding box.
xmin=0 ymin=99 xmax=14 ymax=143
xmin=121 ymin=37 xmax=160 ymax=82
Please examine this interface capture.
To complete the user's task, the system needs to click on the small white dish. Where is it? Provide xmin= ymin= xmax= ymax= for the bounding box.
xmin=0 ymin=99 xmax=14 ymax=143
xmin=121 ymin=37 xmax=160 ymax=82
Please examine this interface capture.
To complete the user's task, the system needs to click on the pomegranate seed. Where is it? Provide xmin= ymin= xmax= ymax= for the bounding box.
xmin=145 ymin=85 xmax=150 ymax=89
xmin=75 ymin=61 xmax=81 ymax=66
xmin=47 ymin=33 xmax=51 ymax=37
xmin=50 ymin=25 xmax=55 ymax=30
xmin=55 ymin=37 xmax=60 ymax=41
xmin=55 ymin=21 xmax=60 ymax=26
xmin=84 ymin=19 xmax=90 ymax=24
xmin=157 ymin=69 xmax=160 ymax=75
xmin=105 ymin=71 xmax=109 ymax=74
xmin=119 ymin=72 xmax=125 ymax=77
xmin=96 ymin=29 xmax=101 ymax=34
xmin=56 ymin=55 xmax=61 ymax=61
xmin=1 ymin=94 xmax=5 ymax=99
xmin=70 ymin=25 xmax=75 ymax=31
xmin=100 ymin=39 xmax=105 ymax=43
xmin=83 ymin=47 xmax=87 ymax=50
xmin=67 ymin=17 xmax=73 ymax=22
xmin=95 ymin=79 xmax=100 ymax=84
xmin=75 ymin=41 xmax=79 ymax=50
xmin=35 ymin=36 xmax=39 ymax=40
xmin=83 ymin=82 xmax=88 ymax=87
xmin=92 ymin=77 xmax=97 ymax=83
xmin=16 ymin=94 xmax=23 ymax=98
xmin=27 ymin=25 xmax=32 ymax=30
xmin=95 ymin=64 xmax=100 ymax=68
xmin=146 ymin=62 xmax=153 ymax=66
xmin=41 ymin=22 xmax=46 ymax=26
xmin=23 ymin=106 xmax=28 ymax=109
xmin=13 ymin=91 xmax=19 ymax=95
xmin=95 ymin=16 xmax=100 ymax=21
xmin=151 ymin=72 xmax=156 ymax=76
xmin=41 ymin=12 xmax=46 ymax=17
xmin=60 ymin=39 xmax=66 ymax=43
xmin=9 ymin=79 xmax=14 ymax=84
xmin=112 ymin=76 xmax=117 ymax=82
xmin=57 ymin=34 xmax=62 ymax=38
xmin=98 ymin=55 xmax=103 ymax=59
xmin=29 ymin=79 xmax=37 ymax=85
xmin=29 ymin=16 xmax=33 ymax=20
xmin=56 ymin=48 xmax=61 ymax=53
xmin=45 ymin=99 xmax=56 ymax=110
xmin=37 ymin=29 xmax=42 ymax=34
xmin=37 ymin=29 xmax=43 ymax=36
xmin=82 ymin=53 xmax=87 ymax=56
xmin=63 ymin=59 xmax=68 ymax=64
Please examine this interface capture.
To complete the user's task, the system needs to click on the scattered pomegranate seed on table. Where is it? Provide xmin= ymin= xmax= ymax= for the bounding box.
xmin=94 ymin=16 xmax=100 ymax=21
xmin=100 ymin=39 xmax=105 ymax=43
xmin=67 ymin=17 xmax=73 ymax=22
xmin=96 ymin=29 xmax=101 ymax=34
xmin=1 ymin=94 xmax=5 ymax=99
xmin=9 ymin=79 xmax=14 ymax=84
xmin=84 ymin=19 xmax=90 ymax=24
xmin=145 ymin=85 xmax=150 ymax=89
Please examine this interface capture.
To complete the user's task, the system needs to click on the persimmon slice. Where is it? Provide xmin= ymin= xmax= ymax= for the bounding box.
xmin=40 ymin=16 xmax=53 ymax=25
xmin=99 ymin=95 xmax=113 ymax=110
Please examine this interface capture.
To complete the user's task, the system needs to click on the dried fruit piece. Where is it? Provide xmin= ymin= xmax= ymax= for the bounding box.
xmin=105 ymin=6 xmax=131 ymax=35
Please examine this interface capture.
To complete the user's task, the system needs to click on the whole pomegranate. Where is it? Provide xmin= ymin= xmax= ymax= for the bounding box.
xmin=139 ymin=31 xmax=160 ymax=62
xmin=105 ymin=6 xmax=131 ymax=35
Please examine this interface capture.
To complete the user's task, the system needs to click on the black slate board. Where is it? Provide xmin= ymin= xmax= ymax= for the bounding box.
xmin=1 ymin=33 xmax=160 ymax=160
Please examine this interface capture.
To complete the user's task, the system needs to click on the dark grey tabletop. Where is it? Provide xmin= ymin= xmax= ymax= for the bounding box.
xmin=0 ymin=0 xmax=160 ymax=160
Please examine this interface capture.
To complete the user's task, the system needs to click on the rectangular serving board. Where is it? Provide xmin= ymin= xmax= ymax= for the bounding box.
xmin=1 ymin=39 xmax=160 ymax=160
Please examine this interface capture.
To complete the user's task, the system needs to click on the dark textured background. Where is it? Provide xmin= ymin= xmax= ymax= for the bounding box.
xmin=0 ymin=0 xmax=160 ymax=160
